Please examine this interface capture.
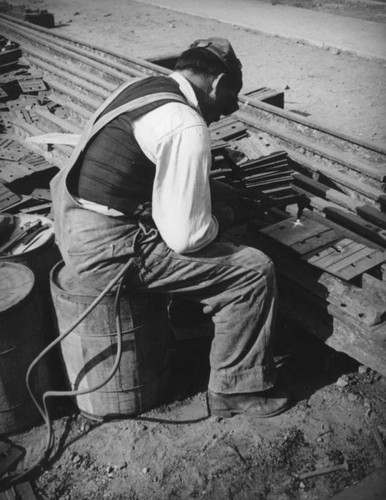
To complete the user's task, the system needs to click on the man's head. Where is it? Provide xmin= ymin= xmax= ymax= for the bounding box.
xmin=174 ymin=38 xmax=243 ymax=124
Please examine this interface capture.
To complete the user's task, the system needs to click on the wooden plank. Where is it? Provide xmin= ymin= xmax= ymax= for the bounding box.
xmin=277 ymin=277 xmax=386 ymax=376
xmin=357 ymin=205 xmax=386 ymax=230
xmin=292 ymin=174 xmax=359 ymax=212
xmin=362 ymin=273 xmax=386 ymax=300
xmin=318 ymin=273 xmax=386 ymax=325
xmin=323 ymin=206 xmax=386 ymax=246
xmin=292 ymin=166 xmax=385 ymax=210
xmin=291 ymin=190 xmax=386 ymax=247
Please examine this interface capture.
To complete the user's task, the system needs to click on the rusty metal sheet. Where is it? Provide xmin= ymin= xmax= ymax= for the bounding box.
xmin=0 ymin=136 xmax=16 ymax=150
xmin=306 ymin=238 xmax=386 ymax=280
xmin=328 ymin=248 xmax=386 ymax=281
xmin=239 ymin=151 xmax=288 ymax=171
xmin=308 ymin=239 xmax=362 ymax=267
xmin=260 ymin=215 xmax=334 ymax=247
xmin=258 ymin=215 xmax=385 ymax=279
xmin=30 ymin=188 xmax=51 ymax=201
xmin=17 ymin=107 xmax=38 ymax=124
xmin=0 ymin=182 xmax=21 ymax=211
xmin=0 ymin=149 xmax=25 ymax=161
xmin=0 ymin=112 xmax=13 ymax=130
xmin=291 ymin=229 xmax=338 ymax=255
xmin=17 ymin=77 xmax=46 ymax=93
xmin=0 ymin=160 xmax=34 ymax=182
xmin=21 ymin=153 xmax=54 ymax=173
xmin=0 ymin=137 xmax=25 ymax=161
xmin=210 ymin=119 xmax=248 ymax=141
xmin=0 ymin=72 xmax=18 ymax=85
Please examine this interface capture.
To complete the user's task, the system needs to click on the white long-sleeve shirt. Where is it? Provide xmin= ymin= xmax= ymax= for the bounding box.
xmin=133 ymin=72 xmax=218 ymax=253
xmin=80 ymin=72 xmax=219 ymax=254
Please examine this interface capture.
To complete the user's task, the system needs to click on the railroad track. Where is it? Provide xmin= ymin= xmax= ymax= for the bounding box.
xmin=1 ymin=13 xmax=385 ymax=375
xmin=1 ymin=13 xmax=385 ymax=212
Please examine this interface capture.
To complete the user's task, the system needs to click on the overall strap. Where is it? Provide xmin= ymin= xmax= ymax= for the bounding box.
xmin=69 ymin=81 xmax=188 ymax=168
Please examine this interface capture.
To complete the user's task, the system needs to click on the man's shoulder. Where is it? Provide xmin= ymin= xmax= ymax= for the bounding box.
xmin=153 ymin=100 xmax=206 ymax=134
xmin=134 ymin=100 xmax=207 ymax=148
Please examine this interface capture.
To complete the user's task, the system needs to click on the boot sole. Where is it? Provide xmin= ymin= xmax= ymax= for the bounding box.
xmin=209 ymin=400 xmax=292 ymax=419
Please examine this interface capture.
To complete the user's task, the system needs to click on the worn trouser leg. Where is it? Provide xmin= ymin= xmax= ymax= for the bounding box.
xmin=68 ymin=235 xmax=277 ymax=395
xmin=127 ymin=236 xmax=278 ymax=394
xmin=59 ymin=206 xmax=278 ymax=395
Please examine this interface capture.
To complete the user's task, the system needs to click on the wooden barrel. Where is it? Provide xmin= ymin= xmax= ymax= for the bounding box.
xmin=0 ymin=262 xmax=50 ymax=434
xmin=49 ymin=261 xmax=173 ymax=419
xmin=0 ymin=214 xmax=62 ymax=388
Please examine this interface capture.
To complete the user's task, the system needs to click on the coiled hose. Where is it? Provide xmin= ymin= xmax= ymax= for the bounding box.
xmin=1 ymin=259 xmax=133 ymax=488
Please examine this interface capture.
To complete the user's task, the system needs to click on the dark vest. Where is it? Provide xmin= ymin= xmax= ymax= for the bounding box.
xmin=70 ymin=76 xmax=188 ymax=215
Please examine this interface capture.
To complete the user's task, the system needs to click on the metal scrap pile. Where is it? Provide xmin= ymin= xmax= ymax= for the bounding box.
xmin=0 ymin=37 xmax=62 ymax=216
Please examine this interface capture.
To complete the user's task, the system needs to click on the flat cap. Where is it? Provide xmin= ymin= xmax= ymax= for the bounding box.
xmin=189 ymin=37 xmax=242 ymax=74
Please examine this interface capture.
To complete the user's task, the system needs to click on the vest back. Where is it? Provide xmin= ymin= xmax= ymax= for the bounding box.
xmin=70 ymin=76 xmax=188 ymax=215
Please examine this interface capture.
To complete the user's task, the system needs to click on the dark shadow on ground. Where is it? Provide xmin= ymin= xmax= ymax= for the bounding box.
xmin=274 ymin=315 xmax=359 ymax=403
xmin=165 ymin=298 xmax=359 ymax=406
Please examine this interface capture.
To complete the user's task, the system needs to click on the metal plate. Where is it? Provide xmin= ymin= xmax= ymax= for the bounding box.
xmin=0 ymin=183 xmax=21 ymax=212
xmin=210 ymin=119 xmax=248 ymax=141
xmin=21 ymin=153 xmax=53 ymax=172
xmin=260 ymin=215 xmax=338 ymax=249
xmin=0 ymin=161 xmax=34 ymax=183
xmin=307 ymin=238 xmax=386 ymax=280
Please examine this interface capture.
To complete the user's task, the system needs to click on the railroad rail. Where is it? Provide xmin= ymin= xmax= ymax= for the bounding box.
xmin=0 ymin=13 xmax=385 ymax=375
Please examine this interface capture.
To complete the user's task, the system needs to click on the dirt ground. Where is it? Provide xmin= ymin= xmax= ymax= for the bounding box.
xmin=1 ymin=1 xmax=386 ymax=499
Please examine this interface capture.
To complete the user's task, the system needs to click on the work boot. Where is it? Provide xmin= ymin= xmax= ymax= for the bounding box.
xmin=207 ymin=386 xmax=291 ymax=418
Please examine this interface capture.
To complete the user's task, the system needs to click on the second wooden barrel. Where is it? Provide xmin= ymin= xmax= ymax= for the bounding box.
xmin=0 ymin=262 xmax=50 ymax=434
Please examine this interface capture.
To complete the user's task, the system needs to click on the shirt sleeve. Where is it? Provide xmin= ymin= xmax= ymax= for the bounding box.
xmin=133 ymin=102 xmax=219 ymax=254
xmin=152 ymin=123 xmax=219 ymax=253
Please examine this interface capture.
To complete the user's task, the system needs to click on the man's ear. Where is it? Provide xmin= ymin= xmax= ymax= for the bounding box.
xmin=211 ymin=73 xmax=226 ymax=94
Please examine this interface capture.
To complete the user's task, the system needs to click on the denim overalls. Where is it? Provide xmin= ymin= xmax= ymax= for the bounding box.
xmin=50 ymin=78 xmax=278 ymax=394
